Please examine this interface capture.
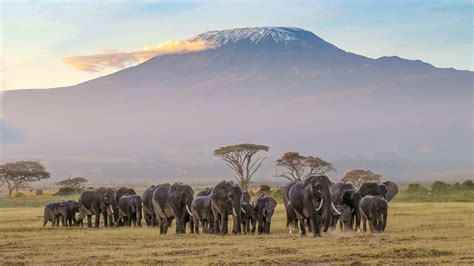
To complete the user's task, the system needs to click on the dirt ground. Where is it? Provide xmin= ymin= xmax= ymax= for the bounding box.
xmin=0 ymin=202 xmax=473 ymax=264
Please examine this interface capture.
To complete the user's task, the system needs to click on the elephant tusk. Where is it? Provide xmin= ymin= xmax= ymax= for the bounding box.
xmin=352 ymin=208 xmax=355 ymax=214
xmin=332 ymin=202 xmax=341 ymax=215
xmin=232 ymin=207 xmax=238 ymax=216
xmin=316 ymin=199 xmax=324 ymax=211
xmin=241 ymin=207 xmax=246 ymax=215
xmin=109 ymin=205 xmax=114 ymax=215
xmin=186 ymin=205 xmax=193 ymax=217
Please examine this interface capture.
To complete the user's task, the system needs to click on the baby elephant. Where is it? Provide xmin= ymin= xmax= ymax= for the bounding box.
xmin=43 ymin=203 xmax=62 ymax=227
xmin=255 ymin=195 xmax=277 ymax=234
xmin=117 ymin=195 xmax=143 ymax=227
xmin=359 ymin=195 xmax=388 ymax=233
xmin=241 ymin=202 xmax=257 ymax=234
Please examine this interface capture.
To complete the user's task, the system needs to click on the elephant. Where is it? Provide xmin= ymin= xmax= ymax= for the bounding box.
xmin=210 ymin=181 xmax=243 ymax=235
xmin=117 ymin=195 xmax=142 ymax=227
xmin=116 ymin=187 xmax=136 ymax=203
xmin=283 ymin=182 xmax=299 ymax=234
xmin=383 ymin=181 xmax=399 ymax=202
xmin=59 ymin=200 xmax=80 ymax=227
xmin=77 ymin=187 xmax=117 ymax=228
xmin=191 ymin=190 xmax=214 ymax=234
xmin=255 ymin=195 xmax=277 ymax=234
xmin=359 ymin=195 xmax=388 ymax=233
xmin=152 ymin=183 xmax=194 ymax=234
xmin=286 ymin=175 xmax=337 ymax=237
xmin=241 ymin=202 xmax=257 ymax=234
xmin=342 ymin=190 xmax=362 ymax=231
xmin=196 ymin=187 xmax=212 ymax=197
xmin=359 ymin=182 xmax=388 ymax=199
xmin=43 ymin=203 xmax=62 ymax=227
xmin=330 ymin=182 xmax=354 ymax=229
xmin=142 ymin=185 xmax=157 ymax=226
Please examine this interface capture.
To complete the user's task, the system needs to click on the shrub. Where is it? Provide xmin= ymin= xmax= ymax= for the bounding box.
xmin=55 ymin=187 xmax=78 ymax=195
xmin=35 ymin=189 xmax=43 ymax=196
xmin=15 ymin=192 xmax=26 ymax=197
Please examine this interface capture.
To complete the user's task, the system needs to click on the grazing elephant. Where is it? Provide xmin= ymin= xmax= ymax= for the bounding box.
xmin=59 ymin=200 xmax=80 ymax=227
xmin=359 ymin=195 xmax=388 ymax=233
xmin=191 ymin=191 xmax=214 ymax=234
xmin=342 ymin=190 xmax=362 ymax=231
xmin=117 ymin=195 xmax=142 ymax=227
xmin=77 ymin=187 xmax=117 ymax=228
xmin=152 ymin=183 xmax=194 ymax=234
xmin=43 ymin=203 xmax=61 ymax=227
xmin=383 ymin=181 xmax=398 ymax=202
xmin=142 ymin=185 xmax=157 ymax=226
xmin=241 ymin=202 xmax=257 ymax=234
xmin=286 ymin=175 xmax=337 ymax=237
xmin=255 ymin=195 xmax=277 ymax=234
xmin=359 ymin=183 xmax=388 ymax=199
xmin=211 ymin=181 xmax=243 ymax=235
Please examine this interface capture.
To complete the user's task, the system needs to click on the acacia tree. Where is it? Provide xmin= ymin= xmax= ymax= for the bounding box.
xmin=56 ymin=176 xmax=88 ymax=192
xmin=0 ymin=161 xmax=50 ymax=197
xmin=341 ymin=169 xmax=382 ymax=188
xmin=214 ymin=143 xmax=269 ymax=190
xmin=275 ymin=152 xmax=336 ymax=181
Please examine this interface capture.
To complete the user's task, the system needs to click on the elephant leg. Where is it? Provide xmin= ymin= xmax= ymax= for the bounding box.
xmin=43 ymin=217 xmax=47 ymax=227
xmin=362 ymin=217 xmax=367 ymax=232
xmin=251 ymin=218 xmax=256 ymax=234
xmin=94 ymin=209 xmax=100 ymax=228
xmin=298 ymin=219 xmax=306 ymax=236
xmin=126 ymin=209 xmax=132 ymax=227
xmin=221 ymin=212 xmax=228 ymax=235
xmin=368 ymin=218 xmax=375 ymax=233
xmin=266 ymin=221 xmax=271 ymax=234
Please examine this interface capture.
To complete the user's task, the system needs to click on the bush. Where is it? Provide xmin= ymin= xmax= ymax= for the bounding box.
xmin=55 ymin=187 xmax=78 ymax=195
xmin=259 ymin=185 xmax=271 ymax=193
xmin=35 ymin=189 xmax=43 ymax=196
xmin=15 ymin=192 xmax=26 ymax=198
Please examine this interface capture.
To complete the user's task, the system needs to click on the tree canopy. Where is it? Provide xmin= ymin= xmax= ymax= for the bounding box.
xmin=214 ymin=143 xmax=269 ymax=190
xmin=341 ymin=169 xmax=382 ymax=188
xmin=56 ymin=176 xmax=88 ymax=191
xmin=275 ymin=152 xmax=335 ymax=181
xmin=0 ymin=161 xmax=50 ymax=197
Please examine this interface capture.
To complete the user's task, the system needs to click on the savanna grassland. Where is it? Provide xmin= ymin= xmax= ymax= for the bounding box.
xmin=1 ymin=202 xmax=473 ymax=264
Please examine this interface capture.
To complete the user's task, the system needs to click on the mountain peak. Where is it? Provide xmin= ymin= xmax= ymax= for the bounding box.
xmin=189 ymin=27 xmax=336 ymax=49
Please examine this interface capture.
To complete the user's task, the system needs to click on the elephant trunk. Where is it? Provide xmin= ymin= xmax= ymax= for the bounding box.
xmin=322 ymin=188 xmax=332 ymax=232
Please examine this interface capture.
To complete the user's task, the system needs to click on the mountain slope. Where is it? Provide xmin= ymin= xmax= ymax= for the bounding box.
xmin=2 ymin=27 xmax=472 ymax=183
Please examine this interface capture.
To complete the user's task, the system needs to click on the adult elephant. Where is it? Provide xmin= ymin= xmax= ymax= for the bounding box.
xmin=330 ymin=182 xmax=354 ymax=229
xmin=283 ymin=182 xmax=299 ymax=234
xmin=116 ymin=187 xmax=136 ymax=203
xmin=211 ymin=181 xmax=243 ymax=235
xmin=117 ymin=195 xmax=142 ymax=227
xmin=359 ymin=182 xmax=388 ymax=199
xmin=286 ymin=175 xmax=336 ymax=237
xmin=142 ymin=185 xmax=157 ymax=226
xmin=77 ymin=187 xmax=117 ymax=228
xmin=342 ymin=190 xmax=362 ymax=231
xmin=383 ymin=181 xmax=399 ymax=202
xmin=152 ymin=183 xmax=194 ymax=234
xmin=191 ymin=189 xmax=214 ymax=234
xmin=255 ymin=195 xmax=277 ymax=234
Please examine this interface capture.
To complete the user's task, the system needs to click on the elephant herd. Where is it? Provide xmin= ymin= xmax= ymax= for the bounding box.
xmin=43 ymin=176 xmax=398 ymax=237
xmin=43 ymin=181 xmax=278 ymax=235
xmin=283 ymin=177 xmax=397 ymax=236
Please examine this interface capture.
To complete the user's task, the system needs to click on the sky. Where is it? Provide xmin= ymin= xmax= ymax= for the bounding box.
xmin=1 ymin=0 xmax=472 ymax=91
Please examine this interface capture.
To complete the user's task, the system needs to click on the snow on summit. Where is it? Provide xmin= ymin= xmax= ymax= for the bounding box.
xmin=189 ymin=27 xmax=331 ymax=48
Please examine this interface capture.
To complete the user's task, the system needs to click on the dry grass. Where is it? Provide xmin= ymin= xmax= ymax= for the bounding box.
xmin=0 ymin=202 xmax=473 ymax=264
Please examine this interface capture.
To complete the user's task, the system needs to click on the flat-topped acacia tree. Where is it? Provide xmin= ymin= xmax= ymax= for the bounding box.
xmin=341 ymin=169 xmax=382 ymax=188
xmin=214 ymin=143 xmax=269 ymax=190
xmin=275 ymin=152 xmax=336 ymax=181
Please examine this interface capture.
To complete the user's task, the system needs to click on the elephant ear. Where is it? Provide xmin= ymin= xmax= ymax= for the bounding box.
xmin=303 ymin=176 xmax=316 ymax=187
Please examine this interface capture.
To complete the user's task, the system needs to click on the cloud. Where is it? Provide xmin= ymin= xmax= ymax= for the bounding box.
xmin=64 ymin=39 xmax=213 ymax=72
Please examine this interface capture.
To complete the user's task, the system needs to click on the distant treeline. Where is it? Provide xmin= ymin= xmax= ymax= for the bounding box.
xmin=396 ymin=180 xmax=474 ymax=202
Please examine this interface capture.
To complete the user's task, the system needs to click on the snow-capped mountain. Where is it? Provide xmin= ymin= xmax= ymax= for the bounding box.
xmin=2 ymin=27 xmax=472 ymax=183
xmin=190 ymin=27 xmax=337 ymax=49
